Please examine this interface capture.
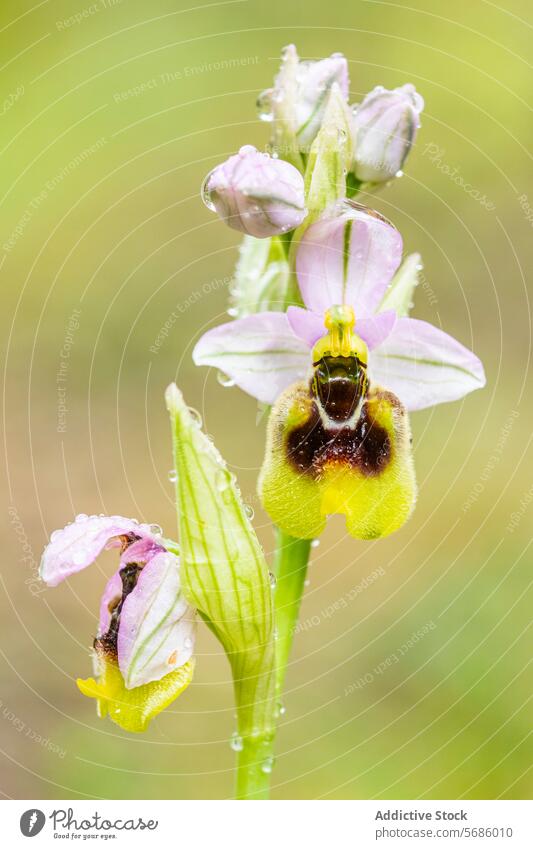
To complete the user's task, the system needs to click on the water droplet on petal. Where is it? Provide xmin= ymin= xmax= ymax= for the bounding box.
xmin=75 ymin=513 xmax=89 ymax=523
xmin=184 ymin=636 xmax=193 ymax=649
xmin=269 ymin=571 xmax=277 ymax=589
xmin=244 ymin=504 xmax=254 ymax=520
xmin=217 ymin=370 xmax=235 ymax=388
xmin=230 ymin=732 xmax=244 ymax=752
xmin=187 ymin=406 xmax=203 ymax=428
xmin=149 ymin=523 xmax=162 ymax=536
xmin=226 ymin=307 xmax=238 ymax=318
xmin=200 ymin=170 xmax=217 ymax=211
xmin=275 ymin=701 xmax=286 ymax=717
xmin=168 ymin=469 xmax=178 ymax=483
xmin=311 ymin=538 xmax=320 ymax=549
xmin=50 ymin=530 xmax=61 ymax=542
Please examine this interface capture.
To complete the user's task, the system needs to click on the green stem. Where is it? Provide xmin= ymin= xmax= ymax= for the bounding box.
xmin=273 ymin=527 xmax=312 ymax=699
xmin=233 ymin=643 xmax=276 ymax=800
xmin=233 ymin=528 xmax=311 ymax=799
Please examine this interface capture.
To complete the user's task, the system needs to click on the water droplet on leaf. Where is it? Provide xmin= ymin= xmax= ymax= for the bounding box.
xmin=187 ymin=407 xmax=203 ymax=428
xmin=230 ymin=732 xmax=243 ymax=752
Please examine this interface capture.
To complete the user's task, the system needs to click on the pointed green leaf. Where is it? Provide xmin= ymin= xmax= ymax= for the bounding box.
xmin=380 ymin=252 xmax=422 ymax=317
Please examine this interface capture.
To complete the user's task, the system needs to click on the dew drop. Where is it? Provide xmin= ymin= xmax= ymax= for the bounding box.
xmin=226 ymin=307 xmax=239 ymax=318
xmin=256 ymin=88 xmax=274 ymax=121
xmin=75 ymin=513 xmax=89 ymax=523
xmin=261 ymin=755 xmax=274 ymax=774
xmin=216 ymin=469 xmax=231 ymax=492
xmin=311 ymin=538 xmax=320 ymax=549
xmin=187 ymin=406 xmax=203 ymax=427
xmin=275 ymin=701 xmax=286 ymax=717
xmin=168 ymin=469 xmax=178 ymax=483
xmin=304 ymin=579 xmax=310 ymax=587
xmin=217 ymin=370 xmax=235 ymax=388
xmin=244 ymin=504 xmax=254 ymax=520
xmin=269 ymin=571 xmax=277 ymax=589
xmin=184 ymin=636 xmax=193 ymax=649
xmin=149 ymin=523 xmax=162 ymax=536
xmin=50 ymin=530 xmax=61 ymax=542
xmin=230 ymin=732 xmax=244 ymax=752
xmin=200 ymin=170 xmax=216 ymax=211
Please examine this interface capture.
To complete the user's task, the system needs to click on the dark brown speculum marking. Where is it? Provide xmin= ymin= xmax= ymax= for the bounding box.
xmin=95 ymin=562 xmax=143 ymax=659
xmin=312 ymin=356 xmax=368 ymax=424
xmin=286 ymin=387 xmax=391 ymax=479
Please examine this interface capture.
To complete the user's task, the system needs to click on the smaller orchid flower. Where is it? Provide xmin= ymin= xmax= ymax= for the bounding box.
xmin=202 ymin=145 xmax=306 ymax=238
xmin=351 ymin=84 xmax=424 ymax=183
xmin=264 ymin=44 xmax=350 ymax=166
xmin=40 ymin=515 xmax=195 ymax=733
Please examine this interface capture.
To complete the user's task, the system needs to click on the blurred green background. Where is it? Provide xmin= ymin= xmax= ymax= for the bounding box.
xmin=1 ymin=0 xmax=531 ymax=800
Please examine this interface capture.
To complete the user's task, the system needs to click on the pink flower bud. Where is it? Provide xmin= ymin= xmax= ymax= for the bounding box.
xmin=203 ymin=145 xmax=306 ymax=238
xmin=351 ymin=84 xmax=424 ymax=183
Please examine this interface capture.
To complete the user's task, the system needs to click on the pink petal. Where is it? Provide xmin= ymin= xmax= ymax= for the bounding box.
xmin=193 ymin=312 xmax=310 ymax=404
xmin=356 ymin=310 xmax=397 ymax=350
xmin=369 ymin=317 xmax=486 ymax=410
xmin=40 ymin=515 xmax=155 ymax=588
xmin=287 ymin=306 xmax=324 ymax=348
xmin=117 ymin=551 xmax=196 ymax=689
xmin=296 ymin=204 xmax=403 ymax=316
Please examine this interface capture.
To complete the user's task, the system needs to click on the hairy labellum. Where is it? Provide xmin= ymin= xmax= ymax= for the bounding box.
xmin=259 ymin=380 xmax=417 ymax=540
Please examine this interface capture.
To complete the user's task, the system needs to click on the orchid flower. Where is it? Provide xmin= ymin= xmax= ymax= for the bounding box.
xmin=193 ymin=202 xmax=486 ymax=412
xmin=40 ymin=515 xmax=195 ymax=732
xmin=193 ymin=203 xmax=485 ymax=540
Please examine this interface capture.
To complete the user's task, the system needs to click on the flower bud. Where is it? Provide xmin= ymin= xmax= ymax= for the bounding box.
xmin=263 ymin=44 xmax=349 ymax=166
xmin=166 ymin=383 xmax=276 ymax=760
xmin=351 ymin=84 xmax=424 ymax=183
xmin=203 ymin=145 xmax=306 ymax=238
